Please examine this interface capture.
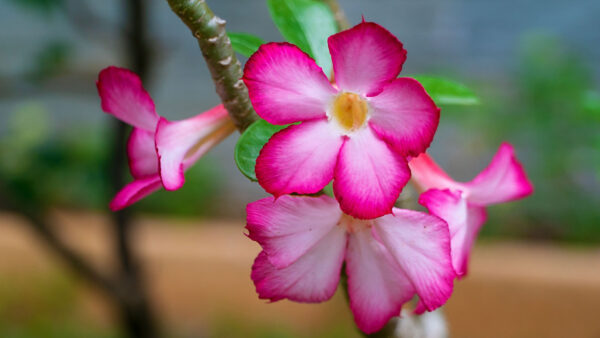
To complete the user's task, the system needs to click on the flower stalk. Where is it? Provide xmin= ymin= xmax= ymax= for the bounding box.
xmin=166 ymin=0 xmax=258 ymax=131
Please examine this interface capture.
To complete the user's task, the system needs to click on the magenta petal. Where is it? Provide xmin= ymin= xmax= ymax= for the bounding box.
xmin=96 ymin=66 xmax=158 ymax=131
xmin=465 ymin=142 xmax=534 ymax=205
xmin=333 ymin=127 xmax=410 ymax=219
xmin=109 ymin=175 xmax=162 ymax=211
xmin=155 ymin=105 xmax=234 ymax=191
xmin=243 ymin=43 xmax=336 ymax=124
xmin=345 ymin=229 xmax=414 ymax=334
xmin=369 ymin=78 xmax=440 ymax=157
xmin=251 ymin=225 xmax=347 ymax=303
xmin=374 ymin=209 xmax=455 ymax=312
xmin=328 ymin=22 xmax=406 ymax=96
xmin=256 ymin=120 xmax=344 ymax=196
xmin=408 ymin=152 xmax=460 ymax=192
xmin=419 ymin=189 xmax=486 ymax=277
xmin=127 ymin=128 xmax=159 ymax=179
xmin=246 ymin=195 xmax=342 ymax=268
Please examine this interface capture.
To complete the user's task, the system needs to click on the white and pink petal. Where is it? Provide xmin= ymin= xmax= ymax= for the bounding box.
xmin=373 ymin=209 xmax=455 ymax=312
xmin=419 ymin=188 xmax=480 ymax=277
xmin=109 ymin=175 xmax=162 ymax=211
xmin=155 ymin=105 xmax=234 ymax=191
xmin=251 ymin=225 xmax=347 ymax=303
xmin=408 ymin=153 xmax=460 ymax=192
xmin=328 ymin=22 xmax=406 ymax=96
xmin=464 ymin=143 xmax=534 ymax=205
xmin=345 ymin=228 xmax=415 ymax=334
xmin=333 ymin=127 xmax=410 ymax=219
xmin=246 ymin=195 xmax=342 ymax=268
xmin=96 ymin=66 xmax=158 ymax=131
xmin=256 ymin=120 xmax=344 ymax=197
xmin=243 ymin=43 xmax=337 ymax=125
xmin=368 ymin=78 xmax=440 ymax=157
xmin=127 ymin=128 xmax=159 ymax=179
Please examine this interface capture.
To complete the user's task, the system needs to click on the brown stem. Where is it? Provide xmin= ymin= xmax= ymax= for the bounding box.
xmin=166 ymin=0 xmax=258 ymax=132
xmin=322 ymin=0 xmax=350 ymax=30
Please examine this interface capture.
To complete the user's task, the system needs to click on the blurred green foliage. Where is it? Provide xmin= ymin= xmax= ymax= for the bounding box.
xmin=452 ymin=34 xmax=600 ymax=242
xmin=0 ymin=273 xmax=118 ymax=338
xmin=0 ymin=102 xmax=224 ymax=217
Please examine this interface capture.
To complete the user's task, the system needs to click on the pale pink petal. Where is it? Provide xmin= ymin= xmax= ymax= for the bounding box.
xmin=243 ymin=43 xmax=337 ymax=124
xmin=374 ymin=209 xmax=455 ymax=312
xmin=345 ymin=228 xmax=415 ymax=334
xmin=409 ymin=153 xmax=460 ymax=192
xmin=464 ymin=142 xmax=534 ymax=205
xmin=419 ymin=188 xmax=485 ymax=277
xmin=251 ymin=225 xmax=347 ymax=302
xmin=333 ymin=127 xmax=410 ymax=219
xmin=256 ymin=120 xmax=344 ymax=196
xmin=127 ymin=128 xmax=158 ymax=179
xmin=246 ymin=195 xmax=342 ymax=268
xmin=109 ymin=175 xmax=162 ymax=211
xmin=96 ymin=66 xmax=158 ymax=131
xmin=368 ymin=78 xmax=440 ymax=157
xmin=328 ymin=22 xmax=406 ymax=96
xmin=155 ymin=105 xmax=234 ymax=191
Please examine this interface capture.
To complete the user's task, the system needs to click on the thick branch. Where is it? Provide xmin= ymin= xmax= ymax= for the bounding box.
xmin=166 ymin=0 xmax=258 ymax=131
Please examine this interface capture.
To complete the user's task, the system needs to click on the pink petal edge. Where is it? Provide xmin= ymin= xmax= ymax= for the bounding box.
xmin=96 ymin=66 xmax=158 ymax=131
xmin=328 ymin=21 xmax=407 ymax=96
xmin=243 ymin=42 xmax=336 ymax=125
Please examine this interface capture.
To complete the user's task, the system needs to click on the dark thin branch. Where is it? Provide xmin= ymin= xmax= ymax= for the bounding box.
xmin=0 ymin=191 xmax=125 ymax=304
xmin=166 ymin=0 xmax=258 ymax=131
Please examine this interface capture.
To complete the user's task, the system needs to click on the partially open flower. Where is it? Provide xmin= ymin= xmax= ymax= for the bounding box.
xmin=96 ymin=66 xmax=235 ymax=210
xmin=246 ymin=195 xmax=455 ymax=334
xmin=243 ymin=22 xmax=440 ymax=220
xmin=410 ymin=143 xmax=534 ymax=277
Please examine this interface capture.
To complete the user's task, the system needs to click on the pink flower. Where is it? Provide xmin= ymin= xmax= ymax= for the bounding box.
xmin=410 ymin=143 xmax=534 ymax=278
xmin=243 ymin=22 xmax=440 ymax=220
xmin=96 ymin=66 xmax=235 ymax=210
xmin=246 ymin=195 xmax=455 ymax=334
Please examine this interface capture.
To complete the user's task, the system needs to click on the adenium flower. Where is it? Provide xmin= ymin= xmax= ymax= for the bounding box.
xmin=97 ymin=66 xmax=235 ymax=210
xmin=410 ymin=143 xmax=534 ymax=277
xmin=246 ymin=195 xmax=455 ymax=334
xmin=243 ymin=22 xmax=440 ymax=220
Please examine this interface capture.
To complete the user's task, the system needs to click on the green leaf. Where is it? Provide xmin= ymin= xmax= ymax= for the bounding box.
xmin=228 ymin=32 xmax=266 ymax=57
xmin=412 ymin=75 xmax=480 ymax=106
xmin=235 ymin=119 xmax=288 ymax=181
xmin=266 ymin=0 xmax=338 ymax=76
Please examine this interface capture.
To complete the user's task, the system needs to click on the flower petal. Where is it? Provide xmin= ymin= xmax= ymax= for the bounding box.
xmin=246 ymin=195 xmax=342 ymax=268
xmin=419 ymin=189 xmax=486 ymax=277
xmin=333 ymin=127 xmax=410 ymax=219
xmin=256 ymin=120 xmax=344 ymax=196
xmin=243 ymin=42 xmax=337 ymax=124
xmin=345 ymin=229 xmax=414 ymax=334
xmin=408 ymin=152 xmax=460 ymax=192
xmin=328 ymin=22 xmax=406 ymax=96
xmin=96 ymin=66 xmax=158 ymax=131
xmin=374 ymin=209 xmax=455 ymax=312
xmin=464 ymin=142 xmax=534 ymax=205
xmin=109 ymin=175 xmax=162 ymax=211
xmin=251 ymin=225 xmax=347 ymax=303
xmin=127 ymin=128 xmax=158 ymax=179
xmin=369 ymin=78 xmax=440 ymax=156
xmin=155 ymin=105 xmax=234 ymax=191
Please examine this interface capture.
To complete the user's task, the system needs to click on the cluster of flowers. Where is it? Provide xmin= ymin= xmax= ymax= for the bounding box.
xmin=97 ymin=22 xmax=532 ymax=334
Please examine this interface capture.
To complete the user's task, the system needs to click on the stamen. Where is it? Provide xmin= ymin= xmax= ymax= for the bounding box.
xmin=332 ymin=92 xmax=368 ymax=131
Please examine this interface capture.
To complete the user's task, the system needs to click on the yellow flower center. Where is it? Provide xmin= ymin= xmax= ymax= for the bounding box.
xmin=332 ymin=92 xmax=368 ymax=131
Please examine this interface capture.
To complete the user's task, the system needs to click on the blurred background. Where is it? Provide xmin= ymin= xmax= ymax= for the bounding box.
xmin=0 ymin=0 xmax=599 ymax=337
